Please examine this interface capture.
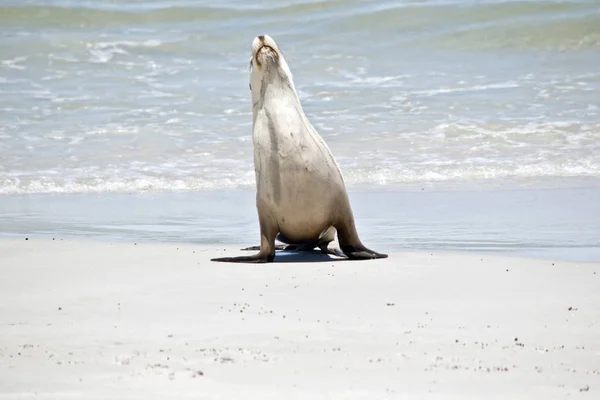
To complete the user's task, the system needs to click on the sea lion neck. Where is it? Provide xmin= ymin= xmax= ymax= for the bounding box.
xmin=253 ymin=63 xmax=300 ymax=115
xmin=263 ymin=64 xmax=294 ymax=92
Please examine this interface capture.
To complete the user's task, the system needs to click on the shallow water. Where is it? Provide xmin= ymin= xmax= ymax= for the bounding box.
xmin=1 ymin=0 xmax=599 ymax=194
xmin=1 ymin=185 xmax=599 ymax=262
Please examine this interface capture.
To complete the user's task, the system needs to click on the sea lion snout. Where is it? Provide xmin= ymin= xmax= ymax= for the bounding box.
xmin=256 ymin=34 xmax=273 ymax=45
xmin=252 ymin=35 xmax=278 ymax=56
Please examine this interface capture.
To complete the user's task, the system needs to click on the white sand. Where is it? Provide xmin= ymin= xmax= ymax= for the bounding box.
xmin=0 ymin=239 xmax=598 ymax=399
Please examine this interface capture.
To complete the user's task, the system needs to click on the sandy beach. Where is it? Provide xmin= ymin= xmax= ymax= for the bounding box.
xmin=1 ymin=238 xmax=598 ymax=399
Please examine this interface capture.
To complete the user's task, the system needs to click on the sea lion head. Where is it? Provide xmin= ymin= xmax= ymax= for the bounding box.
xmin=249 ymin=35 xmax=297 ymax=107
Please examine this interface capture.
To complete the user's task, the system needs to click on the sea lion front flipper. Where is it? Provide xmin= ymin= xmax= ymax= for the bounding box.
xmin=211 ymin=254 xmax=273 ymax=263
xmin=212 ymin=212 xmax=278 ymax=263
xmin=212 ymin=245 xmax=275 ymax=263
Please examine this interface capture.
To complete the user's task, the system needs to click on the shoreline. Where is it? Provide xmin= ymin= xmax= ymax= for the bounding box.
xmin=3 ymin=235 xmax=600 ymax=266
xmin=1 ymin=184 xmax=599 ymax=263
xmin=1 ymin=239 xmax=599 ymax=399
xmin=1 ymin=176 xmax=600 ymax=196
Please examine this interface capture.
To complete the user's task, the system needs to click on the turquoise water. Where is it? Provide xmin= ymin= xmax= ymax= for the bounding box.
xmin=1 ymin=1 xmax=599 ymax=261
xmin=1 ymin=0 xmax=599 ymax=194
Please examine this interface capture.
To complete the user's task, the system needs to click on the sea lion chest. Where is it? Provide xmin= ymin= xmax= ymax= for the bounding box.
xmin=252 ymin=104 xmax=341 ymax=235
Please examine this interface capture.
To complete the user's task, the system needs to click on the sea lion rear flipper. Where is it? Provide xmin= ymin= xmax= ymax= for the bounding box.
xmin=342 ymin=245 xmax=388 ymax=260
xmin=319 ymin=246 xmax=346 ymax=258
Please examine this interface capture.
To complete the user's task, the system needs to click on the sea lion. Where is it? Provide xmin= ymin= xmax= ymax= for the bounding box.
xmin=211 ymin=35 xmax=387 ymax=263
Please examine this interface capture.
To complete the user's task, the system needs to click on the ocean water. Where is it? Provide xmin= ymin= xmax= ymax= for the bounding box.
xmin=1 ymin=0 xmax=599 ymax=260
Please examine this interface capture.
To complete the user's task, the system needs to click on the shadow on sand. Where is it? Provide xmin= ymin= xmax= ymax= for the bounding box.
xmin=269 ymin=250 xmax=347 ymax=263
